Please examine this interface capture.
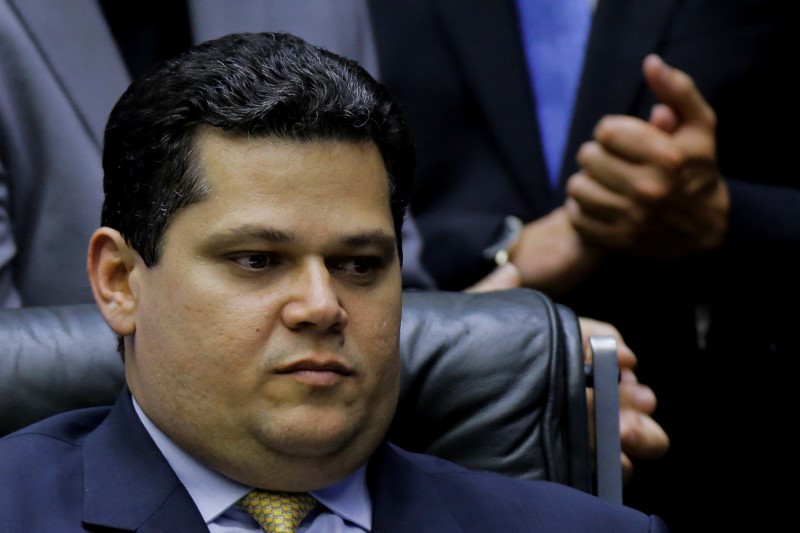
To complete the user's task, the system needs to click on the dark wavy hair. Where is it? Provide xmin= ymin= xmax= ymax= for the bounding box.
xmin=101 ymin=31 xmax=413 ymax=265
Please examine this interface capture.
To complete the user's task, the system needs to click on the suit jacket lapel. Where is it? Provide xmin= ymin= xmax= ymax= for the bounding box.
xmin=432 ymin=0 xmax=553 ymax=213
xmin=10 ymin=0 xmax=130 ymax=147
xmin=369 ymin=444 xmax=465 ymax=532
xmin=82 ymin=391 xmax=207 ymax=531
xmin=562 ymin=0 xmax=679 ymax=188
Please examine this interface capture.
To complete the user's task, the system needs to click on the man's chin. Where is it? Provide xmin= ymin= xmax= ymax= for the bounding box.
xmin=254 ymin=400 xmax=394 ymax=462
xmin=262 ymin=405 xmax=355 ymax=447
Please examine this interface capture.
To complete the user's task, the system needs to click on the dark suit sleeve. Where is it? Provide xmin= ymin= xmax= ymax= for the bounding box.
xmin=726 ymin=179 xmax=800 ymax=244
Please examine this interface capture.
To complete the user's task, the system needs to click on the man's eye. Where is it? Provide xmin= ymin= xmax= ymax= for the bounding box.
xmin=232 ymin=254 xmax=274 ymax=270
xmin=328 ymin=257 xmax=381 ymax=276
xmin=351 ymin=257 xmax=378 ymax=274
xmin=332 ymin=257 xmax=382 ymax=276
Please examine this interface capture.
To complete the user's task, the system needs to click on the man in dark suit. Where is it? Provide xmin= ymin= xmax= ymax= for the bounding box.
xmin=368 ymin=0 xmax=797 ymax=530
xmin=0 ymin=32 xmax=669 ymax=532
xmin=0 ymin=0 xmax=669 ymax=499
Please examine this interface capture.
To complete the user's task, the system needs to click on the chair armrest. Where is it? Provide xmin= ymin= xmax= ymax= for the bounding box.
xmin=587 ymin=335 xmax=622 ymax=503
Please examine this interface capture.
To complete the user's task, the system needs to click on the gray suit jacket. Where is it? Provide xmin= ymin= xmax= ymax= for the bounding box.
xmin=0 ymin=0 xmax=409 ymax=307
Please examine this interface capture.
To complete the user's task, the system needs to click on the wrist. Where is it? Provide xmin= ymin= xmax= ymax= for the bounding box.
xmin=482 ymin=216 xmax=523 ymax=266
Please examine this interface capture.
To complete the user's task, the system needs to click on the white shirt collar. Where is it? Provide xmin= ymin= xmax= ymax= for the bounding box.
xmin=132 ymin=397 xmax=250 ymax=523
xmin=131 ymin=396 xmax=372 ymax=530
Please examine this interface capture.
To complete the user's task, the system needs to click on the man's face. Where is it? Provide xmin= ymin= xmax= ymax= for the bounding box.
xmin=124 ymin=131 xmax=402 ymax=490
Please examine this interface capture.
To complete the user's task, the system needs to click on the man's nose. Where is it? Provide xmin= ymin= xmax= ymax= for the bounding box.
xmin=280 ymin=259 xmax=348 ymax=332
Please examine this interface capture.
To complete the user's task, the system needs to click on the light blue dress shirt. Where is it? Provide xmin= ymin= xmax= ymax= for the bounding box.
xmin=133 ymin=397 xmax=372 ymax=532
xmin=515 ymin=0 xmax=593 ymax=187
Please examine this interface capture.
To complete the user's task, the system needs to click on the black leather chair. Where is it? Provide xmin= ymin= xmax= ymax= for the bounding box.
xmin=0 ymin=288 xmax=620 ymax=500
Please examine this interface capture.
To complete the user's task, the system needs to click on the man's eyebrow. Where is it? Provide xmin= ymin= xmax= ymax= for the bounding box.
xmin=340 ymin=230 xmax=398 ymax=255
xmin=204 ymin=226 xmax=396 ymax=251
xmin=205 ymin=225 xmax=292 ymax=246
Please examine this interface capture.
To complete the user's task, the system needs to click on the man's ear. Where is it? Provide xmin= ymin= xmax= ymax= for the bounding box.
xmin=87 ymin=227 xmax=140 ymax=336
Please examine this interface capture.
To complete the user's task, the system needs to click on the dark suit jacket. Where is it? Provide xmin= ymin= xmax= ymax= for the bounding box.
xmin=0 ymin=0 xmax=384 ymax=307
xmin=0 ymin=390 xmax=668 ymax=532
xmin=369 ymin=1 xmax=796 ymax=529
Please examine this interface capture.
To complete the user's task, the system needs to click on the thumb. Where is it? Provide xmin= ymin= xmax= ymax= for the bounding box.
xmin=643 ymin=54 xmax=715 ymax=129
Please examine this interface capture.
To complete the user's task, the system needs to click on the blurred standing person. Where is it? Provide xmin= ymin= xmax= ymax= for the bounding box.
xmin=369 ymin=0 xmax=797 ymax=530
xmin=0 ymin=0 xmax=384 ymax=307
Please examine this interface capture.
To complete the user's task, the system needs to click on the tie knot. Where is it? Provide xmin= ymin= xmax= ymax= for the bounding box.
xmin=239 ymin=489 xmax=317 ymax=533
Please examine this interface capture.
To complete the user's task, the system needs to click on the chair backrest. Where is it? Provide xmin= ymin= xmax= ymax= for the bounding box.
xmin=0 ymin=288 xmax=619 ymax=500
xmin=392 ymin=289 xmax=593 ymax=492
xmin=0 ymin=303 xmax=123 ymax=433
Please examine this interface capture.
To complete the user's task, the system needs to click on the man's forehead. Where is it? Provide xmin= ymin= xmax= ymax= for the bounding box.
xmin=173 ymin=131 xmax=396 ymax=242
xmin=192 ymin=129 xmax=388 ymax=189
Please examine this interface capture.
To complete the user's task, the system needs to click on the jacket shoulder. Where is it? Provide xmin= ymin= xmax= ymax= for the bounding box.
xmin=0 ymin=407 xmax=111 ymax=530
xmin=0 ymin=406 xmax=111 ymax=472
xmin=387 ymin=445 xmax=670 ymax=532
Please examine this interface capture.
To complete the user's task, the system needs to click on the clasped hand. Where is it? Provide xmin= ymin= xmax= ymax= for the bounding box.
xmin=565 ymin=54 xmax=730 ymax=259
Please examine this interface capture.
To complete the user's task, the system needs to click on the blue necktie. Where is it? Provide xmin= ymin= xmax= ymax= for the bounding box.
xmin=516 ymin=0 xmax=592 ymax=188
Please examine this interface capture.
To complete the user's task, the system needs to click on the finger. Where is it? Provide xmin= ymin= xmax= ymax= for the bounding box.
xmin=621 ymin=452 xmax=634 ymax=485
xmin=619 ymin=371 xmax=657 ymax=414
xmin=591 ymin=115 xmax=682 ymax=172
xmin=577 ymin=141 xmax=675 ymax=203
xmin=565 ymin=196 xmax=619 ymax=248
xmin=648 ymin=103 xmax=679 ymax=133
xmin=577 ymin=316 xmax=639 ymax=372
xmin=619 ymin=409 xmax=670 ymax=460
xmin=643 ymin=54 xmax=716 ymax=129
xmin=566 ymin=196 xmax=643 ymax=250
xmin=614 ymin=341 xmax=638 ymax=370
xmin=464 ymin=262 xmax=521 ymax=293
xmin=566 ymin=171 xmax=635 ymax=221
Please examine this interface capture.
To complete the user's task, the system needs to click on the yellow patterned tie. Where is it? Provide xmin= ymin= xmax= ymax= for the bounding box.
xmin=239 ymin=489 xmax=317 ymax=533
